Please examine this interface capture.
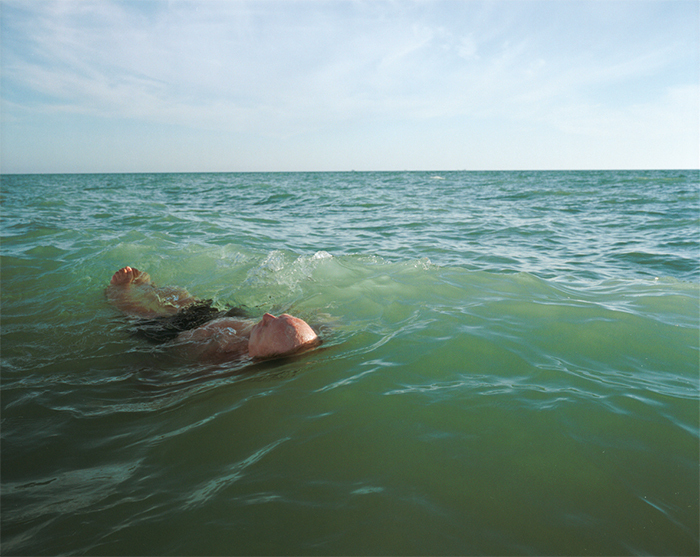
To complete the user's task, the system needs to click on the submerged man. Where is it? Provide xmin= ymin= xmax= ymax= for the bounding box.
xmin=107 ymin=266 xmax=319 ymax=360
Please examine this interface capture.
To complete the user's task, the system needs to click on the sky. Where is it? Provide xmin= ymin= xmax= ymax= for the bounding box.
xmin=1 ymin=0 xmax=698 ymax=173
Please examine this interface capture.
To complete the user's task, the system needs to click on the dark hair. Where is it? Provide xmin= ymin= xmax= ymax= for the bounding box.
xmin=132 ymin=300 xmax=249 ymax=344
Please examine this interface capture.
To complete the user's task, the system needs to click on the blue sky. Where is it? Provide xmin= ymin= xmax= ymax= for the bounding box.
xmin=1 ymin=0 xmax=698 ymax=173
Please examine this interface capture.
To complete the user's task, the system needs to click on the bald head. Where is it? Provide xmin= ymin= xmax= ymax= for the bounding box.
xmin=248 ymin=313 xmax=318 ymax=359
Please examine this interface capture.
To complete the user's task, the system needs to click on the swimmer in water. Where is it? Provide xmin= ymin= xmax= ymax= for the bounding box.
xmin=107 ymin=266 xmax=319 ymax=360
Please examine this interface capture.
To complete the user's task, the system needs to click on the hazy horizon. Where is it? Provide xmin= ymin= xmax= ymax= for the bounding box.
xmin=2 ymin=168 xmax=699 ymax=177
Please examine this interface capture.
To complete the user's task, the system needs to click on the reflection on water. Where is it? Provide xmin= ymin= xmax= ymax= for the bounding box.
xmin=1 ymin=171 xmax=698 ymax=555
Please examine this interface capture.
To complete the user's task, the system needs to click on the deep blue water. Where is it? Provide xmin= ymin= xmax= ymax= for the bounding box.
xmin=1 ymin=170 xmax=698 ymax=555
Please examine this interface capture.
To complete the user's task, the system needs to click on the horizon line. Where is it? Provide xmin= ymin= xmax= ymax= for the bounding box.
xmin=2 ymin=168 xmax=698 ymax=176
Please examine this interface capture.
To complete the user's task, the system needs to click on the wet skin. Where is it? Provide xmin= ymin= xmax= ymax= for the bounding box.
xmin=107 ymin=267 xmax=319 ymax=360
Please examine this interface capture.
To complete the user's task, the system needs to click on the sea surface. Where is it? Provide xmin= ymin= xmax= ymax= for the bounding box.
xmin=1 ymin=170 xmax=698 ymax=556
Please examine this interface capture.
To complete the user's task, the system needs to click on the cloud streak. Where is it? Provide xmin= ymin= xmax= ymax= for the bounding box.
xmin=1 ymin=0 xmax=698 ymax=172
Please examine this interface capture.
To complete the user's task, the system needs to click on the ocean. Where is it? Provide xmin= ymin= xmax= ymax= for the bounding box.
xmin=1 ymin=170 xmax=698 ymax=556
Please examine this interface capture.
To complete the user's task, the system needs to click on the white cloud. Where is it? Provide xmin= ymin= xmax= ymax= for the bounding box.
xmin=1 ymin=0 xmax=698 ymax=172
xmin=457 ymin=34 xmax=479 ymax=60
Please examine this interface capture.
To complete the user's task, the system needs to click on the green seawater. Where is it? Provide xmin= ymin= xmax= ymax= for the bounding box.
xmin=1 ymin=170 xmax=698 ymax=555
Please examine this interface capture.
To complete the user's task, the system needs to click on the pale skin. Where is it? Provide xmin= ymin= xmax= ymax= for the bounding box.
xmin=107 ymin=266 xmax=319 ymax=360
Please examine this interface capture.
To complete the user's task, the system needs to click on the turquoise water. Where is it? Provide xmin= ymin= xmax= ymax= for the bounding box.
xmin=1 ymin=170 xmax=698 ymax=555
